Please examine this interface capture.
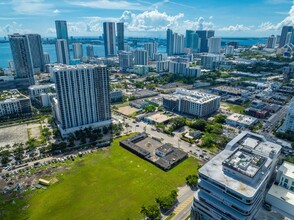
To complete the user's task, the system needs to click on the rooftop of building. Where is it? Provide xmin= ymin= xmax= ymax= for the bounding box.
xmin=0 ymin=89 xmax=28 ymax=101
xmin=146 ymin=112 xmax=175 ymax=124
xmin=199 ymin=131 xmax=282 ymax=197
xmin=28 ymin=84 xmax=55 ymax=90
xmin=223 ymin=148 xmax=267 ymax=178
xmin=279 ymin=161 xmax=294 ymax=179
xmin=120 ymin=133 xmax=187 ymax=171
xmin=226 ymin=113 xmax=257 ymax=125
xmin=52 ymin=64 xmax=106 ymax=71
xmin=168 ymin=88 xmax=220 ymax=104
xmin=268 ymin=184 xmax=294 ymax=206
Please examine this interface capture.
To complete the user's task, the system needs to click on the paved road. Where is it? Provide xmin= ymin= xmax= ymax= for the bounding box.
xmin=263 ymin=105 xmax=288 ymax=133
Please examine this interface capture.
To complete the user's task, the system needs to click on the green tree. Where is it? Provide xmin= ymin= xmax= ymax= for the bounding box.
xmin=213 ymin=114 xmax=227 ymax=124
xmin=156 ymin=190 xmax=178 ymax=211
xmin=0 ymin=150 xmax=10 ymax=164
xmin=140 ymin=204 xmax=161 ymax=220
xmin=186 ymin=175 xmax=198 ymax=188
xmin=190 ymin=119 xmax=207 ymax=131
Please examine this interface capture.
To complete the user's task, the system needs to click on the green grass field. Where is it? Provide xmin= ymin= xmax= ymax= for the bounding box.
xmin=2 ymin=135 xmax=199 ymax=220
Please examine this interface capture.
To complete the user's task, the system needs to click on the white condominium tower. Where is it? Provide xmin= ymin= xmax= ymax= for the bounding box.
xmin=191 ymin=131 xmax=282 ymax=220
xmin=103 ymin=22 xmax=117 ymax=57
xmin=56 ymin=39 xmax=70 ymax=64
xmin=52 ymin=64 xmax=111 ymax=137
xmin=72 ymin=43 xmax=83 ymax=59
xmin=208 ymin=37 xmax=221 ymax=54
xmin=144 ymin=42 xmax=158 ymax=60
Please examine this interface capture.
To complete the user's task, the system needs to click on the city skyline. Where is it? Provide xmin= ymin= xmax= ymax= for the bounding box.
xmin=0 ymin=0 xmax=293 ymax=37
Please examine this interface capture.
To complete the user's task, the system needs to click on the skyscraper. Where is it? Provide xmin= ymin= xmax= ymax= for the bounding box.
xmin=173 ymin=33 xmax=184 ymax=54
xmin=266 ymin=35 xmax=277 ymax=48
xmin=72 ymin=43 xmax=83 ymax=59
xmin=119 ymin=51 xmax=133 ymax=72
xmin=196 ymin=30 xmax=215 ymax=52
xmin=26 ymin=34 xmax=45 ymax=73
xmin=56 ymin=39 xmax=70 ymax=64
xmin=8 ymin=33 xmax=35 ymax=85
xmin=191 ymin=33 xmax=200 ymax=53
xmin=55 ymin=20 xmax=70 ymax=62
xmin=133 ymin=49 xmax=148 ymax=65
xmin=208 ymin=37 xmax=221 ymax=54
xmin=286 ymin=32 xmax=292 ymax=45
xmin=86 ymin=44 xmax=95 ymax=58
xmin=279 ymin=26 xmax=293 ymax=47
xmin=53 ymin=64 xmax=111 ymax=137
xmin=185 ymin=30 xmax=195 ymax=48
xmin=55 ymin=20 xmax=69 ymax=40
xmin=144 ymin=42 xmax=158 ymax=60
xmin=117 ymin=22 xmax=124 ymax=51
xmin=43 ymin=52 xmax=50 ymax=64
xmin=103 ymin=22 xmax=117 ymax=57
xmin=166 ymin=29 xmax=174 ymax=56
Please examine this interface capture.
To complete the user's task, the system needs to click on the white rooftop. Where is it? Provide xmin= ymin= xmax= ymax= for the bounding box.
xmin=227 ymin=113 xmax=257 ymax=125
xmin=199 ymin=131 xmax=282 ymax=198
xmin=173 ymin=88 xmax=220 ymax=104
xmin=268 ymin=184 xmax=294 ymax=206
xmin=279 ymin=161 xmax=294 ymax=179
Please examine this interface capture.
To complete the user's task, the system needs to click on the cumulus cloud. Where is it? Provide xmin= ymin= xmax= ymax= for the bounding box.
xmin=0 ymin=21 xmax=31 ymax=34
xmin=257 ymin=1 xmax=294 ymax=32
xmin=218 ymin=24 xmax=252 ymax=32
xmin=11 ymin=0 xmax=55 ymax=15
xmin=119 ymin=9 xmax=184 ymax=33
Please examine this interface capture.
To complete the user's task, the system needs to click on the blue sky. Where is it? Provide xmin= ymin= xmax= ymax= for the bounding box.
xmin=0 ymin=0 xmax=294 ymax=37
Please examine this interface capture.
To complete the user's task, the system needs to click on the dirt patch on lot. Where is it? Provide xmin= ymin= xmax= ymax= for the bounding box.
xmin=0 ymin=122 xmax=41 ymax=149
xmin=117 ymin=106 xmax=138 ymax=116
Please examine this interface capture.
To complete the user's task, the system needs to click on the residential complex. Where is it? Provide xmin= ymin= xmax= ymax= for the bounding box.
xmin=52 ymin=64 xmax=111 ymax=137
xmin=191 ymin=131 xmax=282 ymax=220
xmin=0 ymin=89 xmax=32 ymax=117
xmin=55 ymin=20 xmax=70 ymax=63
xmin=56 ymin=39 xmax=70 ymax=64
xmin=72 ymin=43 xmax=83 ymax=59
xmin=103 ymin=22 xmax=117 ymax=57
xmin=163 ymin=88 xmax=220 ymax=117
xmin=116 ymin=22 xmax=125 ymax=51
xmin=8 ymin=33 xmax=35 ymax=85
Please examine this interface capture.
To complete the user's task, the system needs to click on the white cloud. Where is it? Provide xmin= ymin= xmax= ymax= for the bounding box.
xmin=53 ymin=9 xmax=61 ymax=14
xmin=11 ymin=0 xmax=55 ymax=15
xmin=218 ymin=24 xmax=252 ymax=32
xmin=276 ymin=1 xmax=294 ymax=28
xmin=257 ymin=1 xmax=294 ymax=32
xmin=119 ymin=9 xmax=184 ymax=33
xmin=67 ymin=0 xmax=148 ymax=10
xmin=0 ymin=21 xmax=31 ymax=34
xmin=46 ymin=28 xmax=56 ymax=34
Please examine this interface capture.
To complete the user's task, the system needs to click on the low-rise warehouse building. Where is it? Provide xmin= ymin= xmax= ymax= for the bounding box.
xmin=120 ymin=133 xmax=187 ymax=171
xmin=226 ymin=113 xmax=257 ymax=128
